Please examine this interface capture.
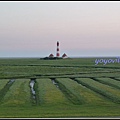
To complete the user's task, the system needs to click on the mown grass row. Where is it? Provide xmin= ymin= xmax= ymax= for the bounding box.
xmin=0 ymin=79 xmax=14 ymax=103
xmin=0 ymin=77 xmax=120 ymax=107
xmin=1 ymin=79 xmax=31 ymax=107
xmin=0 ymin=79 xmax=9 ymax=90
xmin=56 ymin=78 xmax=114 ymax=105
xmin=1 ymin=58 xmax=120 ymax=79
xmin=55 ymin=78 xmax=86 ymax=105
xmin=36 ymin=78 xmax=70 ymax=105
xmin=74 ymin=78 xmax=120 ymax=104
xmin=114 ymin=77 xmax=120 ymax=81
xmin=92 ymin=78 xmax=120 ymax=89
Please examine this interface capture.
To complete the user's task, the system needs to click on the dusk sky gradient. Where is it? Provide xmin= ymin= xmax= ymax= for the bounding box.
xmin=0 ymin=1 xmax=120 ymax=57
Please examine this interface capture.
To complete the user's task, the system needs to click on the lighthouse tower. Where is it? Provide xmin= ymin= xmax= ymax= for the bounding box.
xmin=56 ymin=41 xmax=60 ymax=57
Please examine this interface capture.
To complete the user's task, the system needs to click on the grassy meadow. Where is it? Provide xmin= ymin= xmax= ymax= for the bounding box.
xmin=0 ymin=57 xmax=120 ymax=118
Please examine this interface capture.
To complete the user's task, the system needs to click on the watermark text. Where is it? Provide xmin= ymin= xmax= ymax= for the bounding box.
xmin=95 ymin=57 xmax=120 ymax=65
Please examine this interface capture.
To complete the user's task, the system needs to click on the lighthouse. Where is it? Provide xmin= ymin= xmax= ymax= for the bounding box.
xmin=43 ymin=41 xmax=68 ymax=60
xmin=56 ymin=41 xmax=60 ymax=57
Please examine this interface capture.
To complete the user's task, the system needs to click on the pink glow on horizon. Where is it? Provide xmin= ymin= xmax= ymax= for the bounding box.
xmin=0 ymin=1 xmax=120 ymax=57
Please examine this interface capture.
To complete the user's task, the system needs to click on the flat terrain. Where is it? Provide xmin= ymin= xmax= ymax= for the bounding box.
xmin=0 ymin=57 xmax=120 ymax=118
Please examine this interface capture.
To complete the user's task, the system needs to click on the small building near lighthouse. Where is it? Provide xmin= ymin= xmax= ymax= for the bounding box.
xmin=62 ymin=53 xmax=68 ymax=59
xmin=49 ymin=53 xmax=54 ymax=58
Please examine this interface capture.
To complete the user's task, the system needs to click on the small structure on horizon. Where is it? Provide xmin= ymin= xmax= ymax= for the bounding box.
xmin=62 ymin=53 xmax=68 ymax=59
xmin=49 ymin=53 xmax=54 ymax=58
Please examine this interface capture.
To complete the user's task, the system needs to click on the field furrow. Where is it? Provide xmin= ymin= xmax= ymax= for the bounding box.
xmin=114 ymin=78 xmax=120 ymax=81
xmin=56 ymin=78 xmax=114 ymax=105
xmin=0 ymin=79 xmax=15 ymax=103
xmin=1 ymin=79 xmax=31 ymax=106
xmin=75 ymin=78 xmax=120 ymax=104
xmin=55 ymin=78 xmax=86 ymax=104
xmin=0 ymin=79 xmax=9 ymax=90
xmin=0 ymin=58 xmax=120 ymax=118
xmin=37 ymin=78 xmax=70 ymax=105
xmin=92 ymin=78 xmax=120 ymax=89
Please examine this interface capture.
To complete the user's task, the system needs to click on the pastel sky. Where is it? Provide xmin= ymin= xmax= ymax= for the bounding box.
xmin=0 ymin=1 xmax=120 ymax=57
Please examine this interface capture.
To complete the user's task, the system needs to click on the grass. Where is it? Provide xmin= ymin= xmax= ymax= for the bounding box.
xmin=70 ymin=78 xmax=115 ymax=105
xmin=56 ymin=78 xmax=86 ymax=104
xmin=0 ymin=57 xmax=120 ymax=79
xmin=92 ymin=77 xmax=120 ymax=89
xmin=0 ymin=79 xmax=9 ymax=90
xmin=0 ymin=58 xmax=120 ymax=118
xmin=0 ymin=104 xmax=119 ymax=118
xmin=0 ymin=79 xmax=31 ymax=107
xmin=75 ymin=78 xmax=120 ymax=104
xmin=37 ymin=78 xmax=70 ymax=105
xmin=0 ymin=79 xmax=15 ymax=103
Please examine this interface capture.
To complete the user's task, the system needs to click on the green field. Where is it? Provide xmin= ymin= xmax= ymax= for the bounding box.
xmin=0 ymin=57 xmax=120 ymax=118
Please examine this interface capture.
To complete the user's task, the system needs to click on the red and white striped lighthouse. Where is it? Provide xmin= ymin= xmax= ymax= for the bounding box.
xmin=56 ymin=41 xmax=60 ymax=57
